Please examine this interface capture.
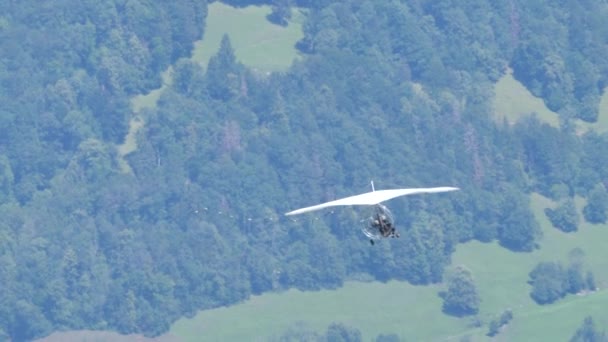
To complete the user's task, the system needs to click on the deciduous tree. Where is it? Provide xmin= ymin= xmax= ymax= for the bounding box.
xmin=440 ymin=266 xmax=480 ymax=316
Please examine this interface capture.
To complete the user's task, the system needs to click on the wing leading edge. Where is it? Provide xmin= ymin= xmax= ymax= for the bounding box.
xmin=285 ymin=187 xmax=459 ymax=216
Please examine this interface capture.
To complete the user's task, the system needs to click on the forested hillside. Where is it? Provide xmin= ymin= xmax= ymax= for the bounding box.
xmin=0 ymin=1 xmax=208 ymax=339
xmin=1 ymin=0 xmax=608 ymax=340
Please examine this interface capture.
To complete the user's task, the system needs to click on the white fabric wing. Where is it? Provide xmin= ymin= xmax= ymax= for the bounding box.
xmin=285 ymin=187 xmax=459 ymax=216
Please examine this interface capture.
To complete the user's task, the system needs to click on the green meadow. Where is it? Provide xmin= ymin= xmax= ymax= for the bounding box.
xmin=494 ymin=72 xmax=608 ymax=135
xmin=493 ymin=71 xmax=560 ymax=128
xmin=171 ymin=280 xmax=464 ymax=342
xmin=453 ymin=193 xmax=608 ymax=340
xmin=192 ymin=2 xmax=305 ymax=72
xmin=130 ymin=68 xmax=174 ymax=114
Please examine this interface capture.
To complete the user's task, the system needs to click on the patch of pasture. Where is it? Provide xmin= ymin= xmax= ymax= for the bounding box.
xmin=192 ymin=2 xmax=304 ymax=72
xmin=494 ymin=74 xmax=608 ymax=136
xmin=493 ymin=72 xmax=560 ymax=128
xmin=171 ymin=280 xmax=473 ymax=341
xmin=452 ymin=193 xmax=608 ymax=339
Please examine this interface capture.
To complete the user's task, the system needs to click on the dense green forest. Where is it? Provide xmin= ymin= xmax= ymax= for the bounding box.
xmin=1 ymin=0 xmax=608 ymax=340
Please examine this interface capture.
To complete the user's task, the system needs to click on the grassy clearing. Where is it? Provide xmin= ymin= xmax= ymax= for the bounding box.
xmin=192 ymin=2 xmax=304 ymax=72
xmin=452 ymin=193 xmax=608 ymax=340
xmin=171 ymin=192 xmax=608 ymax=341
xmin=120 ymin=67 xmax=173 ymax=173
xmin=130 ymin=67 xmax=174 ymax=114
xmin=504 ymin=290 xmax=608 ymax=341
xmin=494 ymin=74 xmax=608 ymax=136
xmin=116 ymin=116 xmax=145 ymax=173
xmin=493 ymin=72 xmax=560 ymax=128
xmin=117 ymin=116 xmax=145 ymax=157
xmin=171 ymin=281 xmax=468 ymax=342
